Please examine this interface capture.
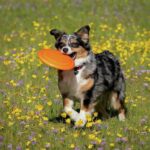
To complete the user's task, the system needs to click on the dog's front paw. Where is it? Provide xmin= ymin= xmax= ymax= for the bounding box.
xmin=74 ymin=110 xmax=92 ymax=128
xmin=75 ymin=118 xmax=87 ymax=128
xmin=118 ymin=113 xmax=125 ymax=121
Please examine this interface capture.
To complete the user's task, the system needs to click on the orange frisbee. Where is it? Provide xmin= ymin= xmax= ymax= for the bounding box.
xmin=38 ymin=49 xmax=74 ymax=70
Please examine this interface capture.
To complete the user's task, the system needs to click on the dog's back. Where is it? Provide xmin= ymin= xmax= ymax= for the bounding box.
xmin=85 ymin=50 xmax=126 ymax=120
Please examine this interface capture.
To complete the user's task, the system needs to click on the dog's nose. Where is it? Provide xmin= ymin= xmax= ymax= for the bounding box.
xmin=62 ymin=47 xmax=68 ymax=53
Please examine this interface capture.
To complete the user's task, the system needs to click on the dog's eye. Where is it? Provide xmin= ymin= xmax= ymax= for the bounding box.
xmin=70 ymin=43 xmax=79 ymax=48
xmin=59 ymin=42 xmax=65 ymax=48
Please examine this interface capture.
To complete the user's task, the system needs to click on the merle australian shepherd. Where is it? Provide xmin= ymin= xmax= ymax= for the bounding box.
xmin=50 ymin=25 xmax=126 ymax=127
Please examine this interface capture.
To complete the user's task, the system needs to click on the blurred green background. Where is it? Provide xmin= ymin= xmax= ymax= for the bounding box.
xmin=0 ymin=0 xmax=150 ymax=149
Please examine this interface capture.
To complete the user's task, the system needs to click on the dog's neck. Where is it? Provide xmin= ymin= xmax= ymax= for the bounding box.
xmin=73 ymin=51 xmax=95 ymax=75
xmin=74 ymin=64 xmax=85 ymax=75
xmin=74 ymin=51 xmax=91 ymax=67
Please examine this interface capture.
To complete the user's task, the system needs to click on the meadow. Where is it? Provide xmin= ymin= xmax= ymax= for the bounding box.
xmin=0 ymin=0 xmax=150 ymax=149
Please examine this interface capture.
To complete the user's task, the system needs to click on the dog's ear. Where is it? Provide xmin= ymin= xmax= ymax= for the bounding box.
xmin=75 ymin=25 xmax=90 ymax=43
xmin=50 ymin=29 xmax=65 ymax=40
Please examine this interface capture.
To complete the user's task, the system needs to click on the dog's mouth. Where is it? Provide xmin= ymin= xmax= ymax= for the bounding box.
xmin=69 ymin=52 xmax=76 ymax=60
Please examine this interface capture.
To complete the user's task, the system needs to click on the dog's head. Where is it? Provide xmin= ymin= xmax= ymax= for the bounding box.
xmin=50 ymin=25 xmax=91 ymax=60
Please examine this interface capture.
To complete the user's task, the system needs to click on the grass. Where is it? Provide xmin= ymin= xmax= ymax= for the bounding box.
xmin=0 ymin=0 xmax=150 ymax=149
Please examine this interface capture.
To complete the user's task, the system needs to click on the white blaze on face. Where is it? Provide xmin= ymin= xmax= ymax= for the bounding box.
xmin=60 ymin=35 xmax=75 ymax=55
xmin=61 ymin=46 xmax=72 ymax=54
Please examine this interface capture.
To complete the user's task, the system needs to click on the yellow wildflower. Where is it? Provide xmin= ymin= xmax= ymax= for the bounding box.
xmin=110 ymin=143 xmax=115 ymax=147
xmin=73 ymin=132 xmax=79 ymax=138
xmin=117 ymin=133 xmax=122 ymax=137
xmin=8 ymin=122 xmax=14 ymax=126
xmin=86 ymin=114 xmax=92 ymax=122
xmin=75 ymin=119 xmax=84 ymax=127
xmin=88 ymin=134 xmax=95 ymax=140
xmin=47 ymin=101 xmax=52 ymax=106
xmin=95 ymin=119 xmax=102 ymax=124
xmin=43 ymin=116 xmax=48 ymax=121
xmin=61 ymin=112 xmax=67 ymax=118
xmin=82 ymin=131 xmax=86 ymax=136
xmin=35 ymin=104 xmax=43 ymax=111
xmin=70 ymin=144 xmax=75 ymax=148
xmin=93 ymin=112 xmax=98 ymax=117
xmin=65 ymin=118 xmax=71 ymax=124
xmin=26 ymin=141 xmax=31 ymax=146
xmin=86 ymin=122 xmax=93 ymax=128
xmin=60 ymin=127 xmax=65 ymax=133
xmin=32 ymin=74 xmax=37 ymax=79
xmin=88 ymin=144 xmax=93 ymax=149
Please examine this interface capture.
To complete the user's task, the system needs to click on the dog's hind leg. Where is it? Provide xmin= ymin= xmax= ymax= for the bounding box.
xmin=110 ymin=92 xmax=126 ymax=121
xmin=63 ymin=98 xmax=79 ymax=121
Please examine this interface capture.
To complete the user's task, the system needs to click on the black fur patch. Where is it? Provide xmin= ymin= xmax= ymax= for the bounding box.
xmin=86 ymin=50 xmax=125 ymax=103
xmin=54 ymin=34 xmax=91 ymax=51
xmin=74 ymin=33 xmax=91 ymax=51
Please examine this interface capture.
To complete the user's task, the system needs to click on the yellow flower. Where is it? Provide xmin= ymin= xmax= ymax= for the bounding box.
xmin=26 ymin=84 xmax=30 ymax=89
xmin=110 ymin=143 xmax=115 ymax=147
xmin=43 ymin=116 xmax=48 ymax=121
xmin=75 ymin=119 xmax=84 ymax=127
xmin=25 ymin=125 xmax=29 ymax=128
xmin=73 ymin=132 xmax=79 ymax=138
xmin=65 ymin=118 xmax=71 ymax=124
xmin=4 ymin=51 xmax=9 ymax=56
xmin=86 ymin=122 xmax=93 ymax=128
xmin=61 ymin=112 xmax=67 ymax=118
xmin=88 ymin=144 xmax=93 ymax=149
xmin=47 ymin=101 xmax=52 ymax=106
xmin=3 ymin=100 xmax=10 ymax=106
xmin=32 ymin=74 xmax=37 ymax=79
xmin=95 ymin=137 xmax=102 ymax=144
xmin=6 ymin=37 xmax=12 ymax=42
xmin=132 ymin=104 xmax=137 ymax=107
xmin=12 ymin=107 xmax=22 ymax=115
xmin=35 ymin=104 xmax=43 ymax=111
xmin=3 ymin=60 xmax=11 ymax=65
xmin=88 ymin=134 xmax=95 ymax=140
xmin=40 ymin=87 xmax=46 ymax=93
xmin=117 ymin=133 xmax=122 ymax=137
xmin=86 ymin=114 xmax=92 ymax=122
xmin=93 ymin=112 xmax=98 ymax=117
xmin=95 ymin=119 xmax=102 ymax=124
xmin=10 ymin=80 xmax=17 ymax=87
xmin=32 ymin=21 xmax=40 ymax=27
xmin=8 ymin=122 xmax=14 ymax=126
xmin=27 ymin=100 xmax=32 ymax=104
xmin=60 ymin=127 xmax=65 ymax=133
xmin=30 ymin=37 xmax=35 ymax=41
xmin=82 ymin=131 xmax=86 ymax=136
xmin=56 ymin=94 xmax=60 ymax=98
xmin=45 ymin=77 xmax=49 ymax=81
xmin=26 ymin=141 xmax=31 ymax=146
xmin=70 ymin=144 xmax=75 ymax=148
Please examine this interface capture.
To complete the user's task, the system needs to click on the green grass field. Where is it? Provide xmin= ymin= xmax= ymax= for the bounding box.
xmin=0 ymin=0 xmax=150 ymax=149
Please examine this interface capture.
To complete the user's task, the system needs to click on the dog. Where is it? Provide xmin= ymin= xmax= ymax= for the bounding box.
xmin=50 ymin=25 xmax=126 ymax=127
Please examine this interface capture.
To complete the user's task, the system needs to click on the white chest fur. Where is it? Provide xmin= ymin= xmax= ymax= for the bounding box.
xmin=58 ymin=68 xmax=85 ymax=99
xmin=75 ymin=67 xmax=87 ymax=85
xmin=58 ymin=53 xmax=95 ymax=99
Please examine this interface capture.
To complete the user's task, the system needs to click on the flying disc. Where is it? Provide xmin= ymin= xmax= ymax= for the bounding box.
xmin=38 ymin=49 xmax=74 ymax=70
